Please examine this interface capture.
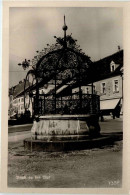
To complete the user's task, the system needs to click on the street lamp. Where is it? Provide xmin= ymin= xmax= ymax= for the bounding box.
xmin=18 ymin=59 xmax=30 ymax=70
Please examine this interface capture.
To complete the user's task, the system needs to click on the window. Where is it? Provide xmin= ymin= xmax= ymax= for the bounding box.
xmin=111 ymin=65 xmax=115 ymax=72
xmin=21 ymin=105 xmax=24 ymax=110
xmin=93 ymin=85 xmax=96 ymax=94
xmin=86 ymin=87 xmax=89 ymax=94
xmin=101 ymin=82 xmax=106 ymax=94
xmin=110 ymin=61 xmax=115 ymax=72
xmin=113 ymin=79 xmax=119 ymax=93
xmin=21 ymin=97 xmax=24 ymax=102
xmin=10 ymin=95 xmax=13 ymax=101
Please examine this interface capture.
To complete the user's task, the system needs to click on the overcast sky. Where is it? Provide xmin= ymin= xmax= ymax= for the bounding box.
xmin=9 ymin=7 xmax=123 ymax=88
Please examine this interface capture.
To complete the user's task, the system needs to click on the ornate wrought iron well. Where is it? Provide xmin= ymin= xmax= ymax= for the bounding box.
xmin=23 ymin=16 xmax=101 ymax=151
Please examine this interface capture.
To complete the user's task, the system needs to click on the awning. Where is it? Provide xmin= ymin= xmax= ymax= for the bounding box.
xmin=100 ymin=99 xmax=120 ymax=110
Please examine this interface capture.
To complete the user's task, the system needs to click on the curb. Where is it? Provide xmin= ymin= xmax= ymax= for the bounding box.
xmin=24 ymin=133 xmax=122 ymax=152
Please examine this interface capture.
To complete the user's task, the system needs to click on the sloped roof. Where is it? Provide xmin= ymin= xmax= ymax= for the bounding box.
xmin=53 ymin=50 xmax=123 ymax=95
xmin=9 ymin=80 xmax=30 ymax=98
xmin=90 ymin=50 xmax=123 ymax=82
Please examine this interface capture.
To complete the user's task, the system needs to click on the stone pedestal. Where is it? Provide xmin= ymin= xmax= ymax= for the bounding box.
xmin=24 ymin=114 xmax=101 ymax=151
xmin=31 ymin=114 xmax=100 ymax=141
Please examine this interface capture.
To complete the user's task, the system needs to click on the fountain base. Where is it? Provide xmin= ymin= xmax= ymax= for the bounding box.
xmin=24 ymin=135 xmax=117 ymax=152
xmin=24 ymin=114 xmax=102 ymax=151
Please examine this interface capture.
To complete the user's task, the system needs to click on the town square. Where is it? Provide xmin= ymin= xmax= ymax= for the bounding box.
xmin=8 ymin=7 xmax=123 ymax=188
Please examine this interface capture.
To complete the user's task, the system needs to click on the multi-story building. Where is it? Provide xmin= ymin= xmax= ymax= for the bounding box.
xmin=71 ymin=50 xmax=123 ymax=117
xmin=8 ymin=80 xmax=32 ymax=118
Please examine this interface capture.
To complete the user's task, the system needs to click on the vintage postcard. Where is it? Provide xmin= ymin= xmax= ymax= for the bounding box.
xmin=1 ymin=1 xmax=130 ymax=194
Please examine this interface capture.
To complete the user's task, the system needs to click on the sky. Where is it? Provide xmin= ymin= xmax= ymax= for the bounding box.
xmin=9 ymin=7 xmax=123 ymax=88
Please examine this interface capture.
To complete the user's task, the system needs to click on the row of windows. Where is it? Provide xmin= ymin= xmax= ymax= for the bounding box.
xmin=73 ymin=79 xmax=119 ymax=95
xmin=85 ymin=80 xmax=119 ymax=95
xmin=13 ymin=97 xmax=24 ymax=104
xmin=17 ymin=105 xmax=24 ymax=111
xmin=85 ymin=86 xmax=96 ymax=94
xmin=101 ymin=79 xmax=119 ymax=94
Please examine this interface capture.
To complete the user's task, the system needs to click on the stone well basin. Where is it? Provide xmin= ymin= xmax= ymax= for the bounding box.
xmin=31 ymin=114 xmax=100 ymax=141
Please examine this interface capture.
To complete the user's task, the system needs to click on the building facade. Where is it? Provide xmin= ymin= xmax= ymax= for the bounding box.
xmin=8 ymin=80 xmax=32 ymax=118
xmin=72 ymin=50 xmax=123 ymax=117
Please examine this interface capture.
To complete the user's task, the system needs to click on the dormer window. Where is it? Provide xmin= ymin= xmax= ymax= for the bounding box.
xmin=110 ymin=61 xmax=115 ymax=72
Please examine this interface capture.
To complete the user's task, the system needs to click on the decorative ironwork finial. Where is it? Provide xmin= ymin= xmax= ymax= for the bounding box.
xmin=62 ymin=15 xmax=68 ymax=31
xmin=62 ymin=15 xmax=68 ymax=48
xmin=118 ymin=45 xmax=120 ymax=51
xmin=64 ymin=15 xmax=65 ymax=25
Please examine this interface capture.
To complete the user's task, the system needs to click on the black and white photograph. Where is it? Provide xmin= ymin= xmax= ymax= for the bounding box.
xmin=7 ymin=6 xmax=123 ymax=188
